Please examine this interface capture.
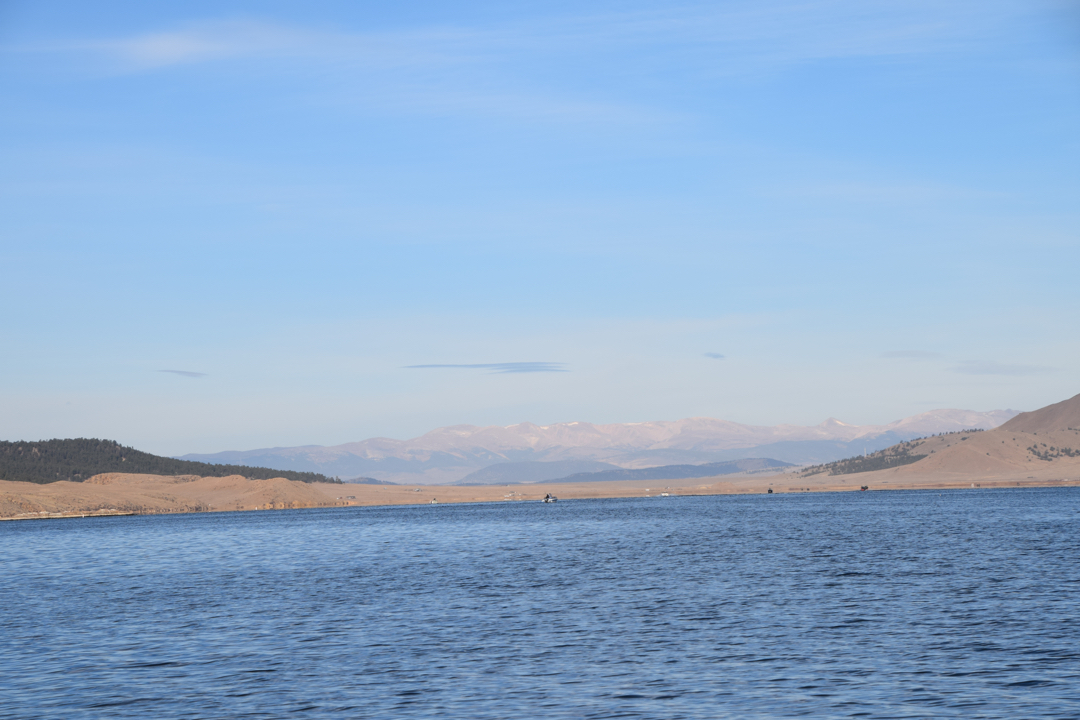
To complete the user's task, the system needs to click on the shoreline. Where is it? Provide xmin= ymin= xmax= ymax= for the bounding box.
xmin=0 ymin=510 xmax=137 ymax=522
xmin=2 ymin=471 xmax=1077 ymax=522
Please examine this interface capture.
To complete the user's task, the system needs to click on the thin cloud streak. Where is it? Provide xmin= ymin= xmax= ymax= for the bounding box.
xmin=951 ymin=361 xmax=1054 ymax=376
xmin=47 ymin=2 xmax=1026 ymax=75
xmin=22 ymin=3 xmax=1030 ymax=127
xmin=51 ymin=20 xmax=666 ymax=125
xmin=882 ymin=350 xmax=943 ymax=359
xmin=704 ymin=352 xmax=725 ymax=359
xmin=160 ymin=369 xmax=208 ymax=378
xmin=405 ymin=362 xmax=566 ymax=374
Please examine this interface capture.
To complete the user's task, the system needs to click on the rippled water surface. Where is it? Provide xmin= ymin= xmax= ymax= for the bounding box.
xmin=2 ymin=488 xmax=1079 ymax=719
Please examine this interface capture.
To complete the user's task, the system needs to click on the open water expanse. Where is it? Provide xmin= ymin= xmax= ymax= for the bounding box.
xmin=2 ymin=488 xmax=1078 ymax=719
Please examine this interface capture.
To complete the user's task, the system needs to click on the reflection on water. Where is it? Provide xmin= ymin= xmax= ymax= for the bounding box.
xmin=2 ymin=488 xmax=1078 ymax=719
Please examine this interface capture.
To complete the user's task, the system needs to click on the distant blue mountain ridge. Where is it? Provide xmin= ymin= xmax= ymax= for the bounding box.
xmin=179 ymin=432 xmax=931 ymax=484
xmin=177 ymin=409 xmax=1017 ymax=484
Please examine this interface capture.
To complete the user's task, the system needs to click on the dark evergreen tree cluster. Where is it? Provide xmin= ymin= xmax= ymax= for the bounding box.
xmin=0 ymin=438 xmax=340 ymax=485
xmin=932 ymin=429 xmax=984 ymax=438
xmin=1027 ymin=442 xmax=1080 ymax=461
xmin=801 ymin=439 xmax=929 ymax=477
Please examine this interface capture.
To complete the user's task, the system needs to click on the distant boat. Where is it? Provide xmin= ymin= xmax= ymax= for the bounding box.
xmin=660 ymin=492 xmax=670 ymax=497
xmin=543 ymin=493 xmax=558 ymax=503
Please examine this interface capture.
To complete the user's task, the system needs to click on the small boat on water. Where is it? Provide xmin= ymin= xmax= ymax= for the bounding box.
xmin=542 ymin=493 xmax=558 ymax=503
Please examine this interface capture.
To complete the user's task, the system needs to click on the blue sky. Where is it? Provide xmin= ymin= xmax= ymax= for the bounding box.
xmin=2 ymin=0 xmax=1078 ymax=455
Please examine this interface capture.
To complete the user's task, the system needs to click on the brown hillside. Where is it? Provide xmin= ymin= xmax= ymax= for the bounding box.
xmin=893 ymin=428 xmax=1080 ymax=475
xmin=797 ymin=393 xmax=1080 ymax=483
xmin=873 ymin=392 xmax=1080 ymax=477
xmin=0 ymin=473 xmax=348 ymax=519
xmin=794 ymin=424 xmax=1080 ymax=491
xmin=998 ymin=392 xmax=1080 ymax=434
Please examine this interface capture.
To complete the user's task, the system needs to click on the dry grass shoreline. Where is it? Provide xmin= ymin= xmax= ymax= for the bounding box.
xmin=1 ymin=463 xmax=1077 ymax=521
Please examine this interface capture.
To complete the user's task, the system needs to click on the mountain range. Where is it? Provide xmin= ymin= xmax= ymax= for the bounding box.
xmin=179 ymin=407 xmax=1019 ymax=485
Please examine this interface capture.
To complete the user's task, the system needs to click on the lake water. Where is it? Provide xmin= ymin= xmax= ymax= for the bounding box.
xmin=2 ymin=488 xmax=1078 ymax=719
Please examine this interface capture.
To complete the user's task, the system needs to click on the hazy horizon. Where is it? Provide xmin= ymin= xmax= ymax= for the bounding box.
xmin=183 ymin=405 xmax=1021 ymax=452
xmin=2 ymin=1 xmax=1078 ymax=456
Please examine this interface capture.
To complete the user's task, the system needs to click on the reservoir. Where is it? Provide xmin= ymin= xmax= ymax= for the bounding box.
xmin=2 ymin=488 xmax=1077 ymax=718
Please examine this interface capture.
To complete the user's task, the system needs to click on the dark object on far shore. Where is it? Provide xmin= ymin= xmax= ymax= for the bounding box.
xmin=0 ymin=438 xmax=340 ymax=485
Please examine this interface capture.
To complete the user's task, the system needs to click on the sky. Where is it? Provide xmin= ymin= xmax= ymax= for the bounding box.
xmin=2 ymin=0 xmax=1078 ymax=456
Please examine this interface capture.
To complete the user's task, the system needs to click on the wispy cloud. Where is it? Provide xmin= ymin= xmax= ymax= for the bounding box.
xmin=81 ymin=20 xmax=477 ymax=70
xmin=159 ymin=369 xmax=208 ymax=378
xmin=19 ymin=2 xmax=1028 ymax=128
xmin=951 ymin=361 xmax=1054 ymax=376
xmin=405 ymin=362 xmax=566 ymax=374
xmin=96 ymin=21 xmax=304 ymax=68
xmin=55 ymin=19 xmax=666 ymax=125
xmin=704 ymin=352 xmax=725 ymax=359
xmin=784 ymin=181 xmax=1001 ymax=205
xmin=882 ymin=350 xmax=943 ymax=360
xmin=40 ymin=2 xmax=1026 ymax=78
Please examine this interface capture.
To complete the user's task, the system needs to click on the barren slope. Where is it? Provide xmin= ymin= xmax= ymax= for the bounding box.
xmin=997 ymin=392 xmax=1080 ymax=434
xmin=0 ymin=473 xmax=346 ymax=519
xmin=790 ymin=395 xmax=1080 ymax=489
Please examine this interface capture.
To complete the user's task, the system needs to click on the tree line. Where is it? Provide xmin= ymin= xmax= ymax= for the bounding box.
xmin=0 ymin=438 xmax=340 ymax=485
xmin=800 ymin=438 xmax=929 ymax=477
